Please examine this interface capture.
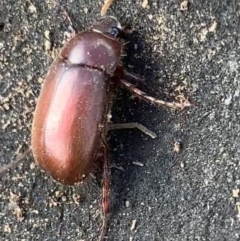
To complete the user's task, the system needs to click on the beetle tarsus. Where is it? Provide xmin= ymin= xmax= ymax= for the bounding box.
xmin=120 ymin=79 xmax=192 ymax=109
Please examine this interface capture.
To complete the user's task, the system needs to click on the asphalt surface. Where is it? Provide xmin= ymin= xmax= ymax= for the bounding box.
xmin=1 ymin=0 xmax=240 ymax=241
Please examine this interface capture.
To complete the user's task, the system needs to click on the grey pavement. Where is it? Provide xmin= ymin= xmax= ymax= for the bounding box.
xmin=1 ymin=1 xmax=240 ymax=241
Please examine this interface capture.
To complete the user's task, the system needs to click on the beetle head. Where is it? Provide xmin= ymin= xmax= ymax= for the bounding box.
xmin=92 ymin=16 xmax=122 ymax=38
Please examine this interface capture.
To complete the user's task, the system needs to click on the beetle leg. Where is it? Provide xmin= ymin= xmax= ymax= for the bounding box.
xmin=51 ymin=0 xmax=76 ymax=38
xmin=123 ymin=70 xmax=145 ymax=84
xmin=109 ymin=123 xmax=157 ymax=138
xmin=61 ymin=8 xmax=76 ymax=41
xmin=115 ymin=66 xmax=145 ymax=85
xmin=101 ymin=0 xmax=115 ymax=16
xmin=0 ymin=149 xmax=31 ymax=174
xmin=99 ymin=140 xmax=110 ymax=241
xmin=120 ymin=79 xmax=192 ymax=109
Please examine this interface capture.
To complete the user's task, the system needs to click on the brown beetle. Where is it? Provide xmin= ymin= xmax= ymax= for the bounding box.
xmin=31 ymin=17 xmax=123 ymax=186
xmin=2 ymin=16 xmax=191 ymax=241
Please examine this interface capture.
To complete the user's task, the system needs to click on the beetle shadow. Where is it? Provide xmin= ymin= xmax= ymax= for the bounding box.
xmin=108 ymin=29 xmax=178 ymax=222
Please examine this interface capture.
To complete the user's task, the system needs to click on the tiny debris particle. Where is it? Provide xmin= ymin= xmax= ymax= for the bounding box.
xmin=126 ymin=200 xmax=130 ymax=208
xmin=148 ymin=14 xmax=153 ymax=20
xmin=72 ymin=193 xmax=81 ymax=204
xmin=142 ymin=0 xmax=148 ymax=8
xmin=31 ymin=210 xmax=39 ymax=214
xmin=3 ymin=103 xmax=10 ymax=110
xmin=38 ymin=77 xmax=44 ymax=84
xmin=55 ymin=191 xmax=60 ymax=197
xmin=130 ymin=219 xmax=137 ymax=231
xmin=224 ymin=94 xmax=232 ymax=105
xmin=199 ymin=20 xmax=217 ymax=42
xmin=236 ymin=202 xmax=240 ymax=220
xmin=101 ymin=0 xmax=114 ymax=16
xmin=44 ymin=30 xmax=52 ymax=51
xmin=173 ymin=141 xmax=181 ymax=153
xmin=84 ymin=7 xmax=88 ymax=14
xmin=129 ymin=237 xmax=133 ymax=241
xmin=234 ymin=89 xmax=239 ymax=97
xmin=30 ymin=162 xmax=36 ymax=170
xmin=49 ymin=197 xmax=58 ymax=207
xmin=199 ymin=28 xmax=208 ymax=42
xmin=28 ymin=3 xmax=37 ymax=13
xmin=132 ymin=161 xmax=144 ymax=167
xmin=233 ymin=189 xmax=240 ymax=198
xmin=208 ymin=20 xmax=217 ymax=32
xmin=9 ymin=192 xmax=24 ymax=221
xmin=4 ymin=224 xmax=11 ymax=233
xmin=180 ymin=0 xmax=189 ymax=11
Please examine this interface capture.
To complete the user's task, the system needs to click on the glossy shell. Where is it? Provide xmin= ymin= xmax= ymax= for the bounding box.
xmin=31 ymin=31 xmax=122 ymax=185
